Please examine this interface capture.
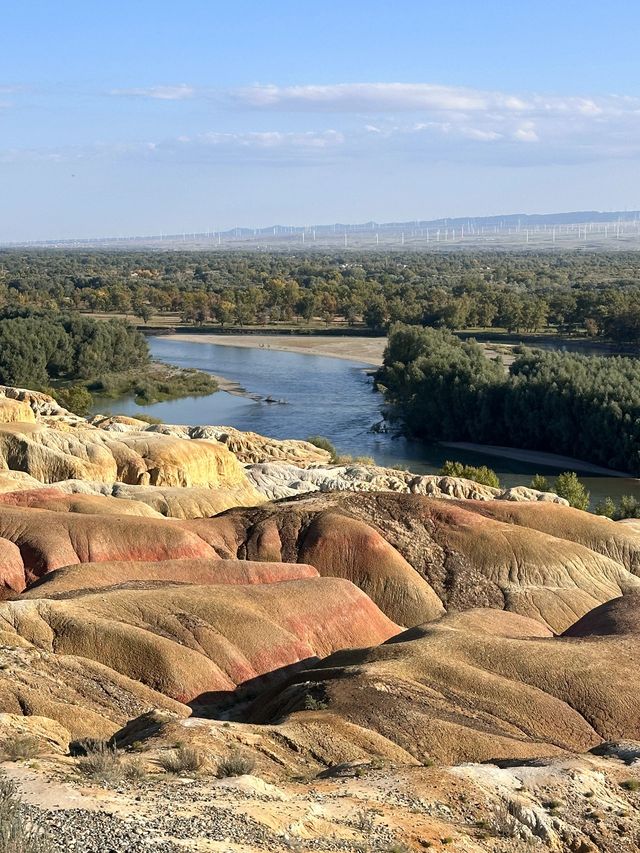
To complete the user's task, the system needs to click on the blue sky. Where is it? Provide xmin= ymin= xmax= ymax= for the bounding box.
xmin=2 ymin=0 xmax=640 ymax=240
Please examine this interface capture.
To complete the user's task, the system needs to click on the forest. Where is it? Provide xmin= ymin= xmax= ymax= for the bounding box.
xmin=0 ymin=311 xmax=148 ymax=388
xmin=0 ymin=310 xmax=217 ymax=411
xmin=1 ymin=249 xmax=640 ymax=341
xmin=377 ymin=324 xmax=640 ymax=475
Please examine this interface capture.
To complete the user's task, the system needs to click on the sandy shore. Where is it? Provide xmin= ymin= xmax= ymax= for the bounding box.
xmin=162 ymin=333 xmax=386 ymax=366
xmin=442 ymin=442 xmax=634 ymax=478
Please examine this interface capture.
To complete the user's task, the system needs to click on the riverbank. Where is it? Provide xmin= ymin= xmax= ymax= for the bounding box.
xmin=163 ymin=333 xmax=386 ymax=366
xmin=441 ymin=442 xmax=634 ymax=478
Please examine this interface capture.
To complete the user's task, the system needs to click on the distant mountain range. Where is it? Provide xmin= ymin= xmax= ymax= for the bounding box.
xmin=5 ymin=210 xmax=640 ymax=248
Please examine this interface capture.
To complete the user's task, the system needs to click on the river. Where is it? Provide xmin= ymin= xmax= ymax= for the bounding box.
xmin=91 ymin=336 xmax=640 ymax=507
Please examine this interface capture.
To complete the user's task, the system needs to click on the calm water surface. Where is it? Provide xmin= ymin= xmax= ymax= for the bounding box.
xmin=91 ymin=336 xmax=640 ymax=507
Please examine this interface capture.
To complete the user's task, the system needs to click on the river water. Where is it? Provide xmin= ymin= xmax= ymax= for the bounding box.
xmin=92 ymin=336 xmax=640 ymax=507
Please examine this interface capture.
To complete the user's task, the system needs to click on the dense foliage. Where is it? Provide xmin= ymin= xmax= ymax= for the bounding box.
xmin=439 ymin=461 xmax=501 ymax=488
xmin=2 ymin=249 xmax=640 ymax=340
xmin=0 ymin=311 xmax=148 ymax=388
xmin=378 ymin=324 xmax=640 ymax=474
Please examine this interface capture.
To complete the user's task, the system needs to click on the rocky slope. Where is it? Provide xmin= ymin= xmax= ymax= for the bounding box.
xmin=0 ymin=384 xmax=639 ymax=851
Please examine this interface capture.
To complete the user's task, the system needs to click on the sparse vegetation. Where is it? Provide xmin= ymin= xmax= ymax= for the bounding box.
xmin=306 ymin=435 xmax=374 ymax=467
xmin=595 ymin=494 xmax=640 ymax=520
xmin=301 ymin=689 xmax=329 ymax=711
xmin=1 ymin=737 xmax=41 ymax=762
xmin=68 ymin=738 xmax=112 ymax=758
xmin=530 ymin=473 xmax=550 ymax=491
xmin=440 ymin=460 xmax=500 ymax=488
xmin=74 ymin=742 xmax=145 ymax=784
xmin=158 ymin=744 xmax=206 ymax=775
xmin=216 ymin=750 xmax=256 ymax=778
xmin=307 ymin=435 xmax=340 ymax=462
xmin=353 ymin=807 xmax=377 ymax=832
xmin=0 ymin=773 xmax=52 ymax=852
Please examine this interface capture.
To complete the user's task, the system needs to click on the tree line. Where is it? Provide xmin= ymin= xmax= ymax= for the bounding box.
xmin=377 ymin=324 xmax=640 ymax=474
xmin=0 ymin=310 xmax=148 ymax=388
xmin=2 ymin=249 xmax=640 ymax=341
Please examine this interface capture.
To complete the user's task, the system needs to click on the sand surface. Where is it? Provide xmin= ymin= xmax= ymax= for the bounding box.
xmin=163 ymin=333 xmax=386 ymax=366
xmin=442 ymin=442 xmax=633 ymax=477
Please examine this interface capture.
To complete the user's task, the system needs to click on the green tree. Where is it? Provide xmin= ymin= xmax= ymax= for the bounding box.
xmin=440 ymin=460 xmax=500 ymax=488
xmin=530 ymin=474 xmax=550 ymax=492
xmin=554 ymin=472 xmax=590 ymax=510
xmin=594 ymin=496 xmax=616 ymax=518
xmin=52 ymin=384 xmax=93 ymax=415
xmin=363 ymin=296 xmax=388 ymax=331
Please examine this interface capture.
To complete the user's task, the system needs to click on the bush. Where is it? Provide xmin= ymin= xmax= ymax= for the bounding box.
xmin=76 ymin=744 xmax=121 ymax=783
xmin=159 ymin=744 xmax=206 ymax=775
xmin=216 ymin=750 xmax=255 ymax=778
xmin=306 ymin=435 xmax=339 ymax=462
xmin=74 ymin=742 xmax=144 ymax=785
xmin=554 ymin=472 xmax=590 ymax=510
xmin=530 ymin=473 xmax=550 ymax=492
xmin=50 ymin=384 xmax=93 ymax=416
xmin=617 ymin=495 xmax=640 ymax=519
xmin=69 ymin=738 xmax=111 ymax=757
xmin=440 ymin=461 xmax=500 ymax=488
xmin=594 ymin=496 xmax=616 ymax=518
xmin=0 ymin=773 xmax=52 ymax=852
xmin=1 ymin=737 xmax=41 ymax=762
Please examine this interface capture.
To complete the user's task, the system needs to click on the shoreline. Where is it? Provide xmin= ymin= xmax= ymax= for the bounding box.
xmin=441 ymin=441 xmax=635 ymax=478
xmin=162 ymin=332 xmax=385 ymax=366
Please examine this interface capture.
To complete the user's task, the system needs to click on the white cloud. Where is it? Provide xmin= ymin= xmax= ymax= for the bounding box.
xmin=110 ymin=84 xmax=195 ymax=100
xmin=232 ymin=82 xmax=639 ymax=120
xmin=513 ymin=122 xmax=539 ymax=143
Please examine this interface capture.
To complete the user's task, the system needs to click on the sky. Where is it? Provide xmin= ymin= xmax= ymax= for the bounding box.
xmin=2 ymin=0 xmax=640 ymax=241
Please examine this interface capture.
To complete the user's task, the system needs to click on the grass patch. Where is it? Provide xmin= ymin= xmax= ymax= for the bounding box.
xmin=158 ymin=744 xmax=206 ymax=775
xmin=86 ymin=362 xmax=218 ymax=406
xmin=75 ymin=742 xmax=145 ymax=785
xmin=216 ymin=750 xmax=255 ymax=778
xmin=1 ymin=737 xmax=41 ymax=762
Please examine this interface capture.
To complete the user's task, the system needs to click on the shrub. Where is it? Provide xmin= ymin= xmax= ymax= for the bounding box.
xmin=594 ymin=496 xmax=616 ymax=518
xmin=69 ymin=738 xmax=111 ymax=757
xmin=617 ymin=495 xmax=640 ymax=519
xmin=1 ymin=737 xmax=41 ymax=762
xmin=306 ymin=435 xmax=339 ymax=462
xmin=554 ymin=472 xmax=590 ymax=510
xmin=0 ymin=773 xmax=52 ymax=852
xmin=301 ymin=690 xmax=328 ymax=711
xmin=621 ymin=779 xmax=640 ymax=792
xmin=216 ymin=750 xmax=255 ymax=778
xmin=159 ymin=744 xmax=206 ymax=775
xmin=353 ymin=808 xmax=377 ymax=832
xmin=76 ymin=744 xmax=122 ymax=783
xmin=50 ymin=384 xmax=93 ymax=416
xmin=530 ymin=474 xmax=550 ymax=492
xmin=440 ymin=460 xmax=500 ymax=488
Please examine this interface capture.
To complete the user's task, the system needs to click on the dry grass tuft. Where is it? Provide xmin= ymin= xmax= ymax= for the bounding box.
xmin=216 ymin=750 xmax=255 ymax=778
xmin=1 ymin=737 xmax=41 ymax=762
xmin=158 ymin=744 xmax=206 ymax=775
xmin=0 ymin=773 xmax=52 ymax=852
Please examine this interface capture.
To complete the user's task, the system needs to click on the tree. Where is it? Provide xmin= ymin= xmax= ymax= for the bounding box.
xmin=363 ymin=296 xmax=388 ymax=331
xmin=134 ymin=304 xmax=153 ymax=324
xmin=594 ymin=496 xmax=616 ymax=518
xmin=554 ymin=472 xmax=590 ymax=511
xmin=52 ymin=384 xmax=93 ymax=416
xmin=530 ymin=474 xmax=550 ymax=492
